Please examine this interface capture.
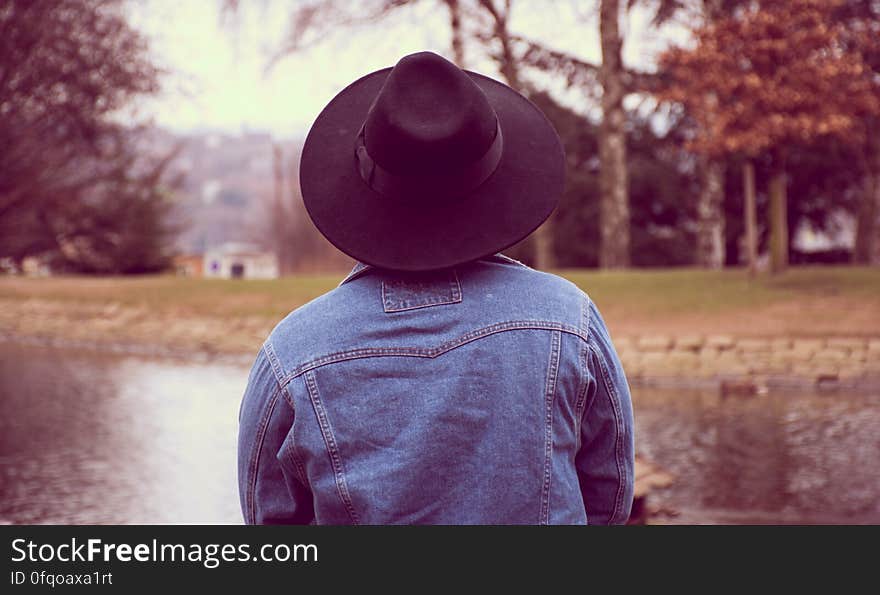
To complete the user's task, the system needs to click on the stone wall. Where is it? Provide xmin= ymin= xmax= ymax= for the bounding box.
xmin=615 ymin=335 xmax=880 ymax=391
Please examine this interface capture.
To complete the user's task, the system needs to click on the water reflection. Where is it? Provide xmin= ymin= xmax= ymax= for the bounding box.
xmin=1 ymin=342 xmax=878 ymax=524
xmin=0 ymin=342 xmax=246 ymax=524
xmin=634 ymin=388 xmax=880 ymax=524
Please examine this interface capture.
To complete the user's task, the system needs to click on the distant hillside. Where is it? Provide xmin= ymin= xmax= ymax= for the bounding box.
xmin=144 ymin=128 xmax=303 ymax=254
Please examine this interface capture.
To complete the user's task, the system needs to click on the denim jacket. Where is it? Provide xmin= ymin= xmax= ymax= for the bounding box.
xmin=237 ymin=254 xmax=634 ymax=525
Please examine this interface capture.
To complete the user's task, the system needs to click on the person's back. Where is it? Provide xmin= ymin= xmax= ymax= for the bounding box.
xmin=237 ymin=51 xmax=634 ymax=524
xmin=238 ymin=255 xmax=633 ymax=524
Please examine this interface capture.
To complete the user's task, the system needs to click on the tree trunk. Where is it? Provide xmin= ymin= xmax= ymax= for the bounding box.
xmin=768 ymin=165 xmax=788 ymax=274
xmin=598 ymin=0 xmax=630 ymax=269
xmin=479 ymin=0 xmax=555 ymax=270
xmin=853 ymin=132 xmax=880 ymax=265
xmin=742 ymin=160 xmax=758 ymax=275
xmin=272 ymin=143 xmax=291 ymax=274
xmin=696 ymin=156 xmax=725 ymax=268
xmin=445 ymin=0 xmax=465 ymax=67
xmin=530 ymin=219 xmax=555 ymax=270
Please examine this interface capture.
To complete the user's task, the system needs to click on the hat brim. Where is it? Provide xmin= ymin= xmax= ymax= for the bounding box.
xmin=299 ymin=67 xmax=565 ymax=271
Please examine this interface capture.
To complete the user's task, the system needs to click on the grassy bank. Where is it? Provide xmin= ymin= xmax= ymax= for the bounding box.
xmin=1 ymin=266 xmax=878 ymax=355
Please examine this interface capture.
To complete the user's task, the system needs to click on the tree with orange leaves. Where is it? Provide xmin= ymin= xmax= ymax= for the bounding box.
xmin=659 ymin=0 xmax=880 ymax=272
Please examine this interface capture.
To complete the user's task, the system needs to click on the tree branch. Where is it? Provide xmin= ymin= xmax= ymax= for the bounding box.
xmin=511 ymin=34 xmax=662 ymax=94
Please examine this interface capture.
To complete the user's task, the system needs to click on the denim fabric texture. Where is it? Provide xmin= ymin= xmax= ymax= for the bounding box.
xmin=237 ymin=254 xmax=634 ymax=525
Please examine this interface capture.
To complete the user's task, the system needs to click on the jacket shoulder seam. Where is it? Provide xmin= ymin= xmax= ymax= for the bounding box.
xmin=262 ymin=340 xmax=287 ymax=388
xmin=539 ymin=329 xmax=562 ymax=524
xmin=303 ymin=370 xmax=361 ymax=524
xmin=275 ymin=319 xmax=590 ymax=387
xmin=574 ymin=294 xmax=593 ymax=445
xmin=585 ymin=341 xmax=629 ymax=525
xmin=246 ymin=382 xmax=283 ymax=524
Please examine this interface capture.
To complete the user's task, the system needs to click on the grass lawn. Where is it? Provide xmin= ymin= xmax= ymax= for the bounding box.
xmin=1 ymin=266 xmax=878 ymax=353
xmin=559 ymin=266 xmax=880 ymax=338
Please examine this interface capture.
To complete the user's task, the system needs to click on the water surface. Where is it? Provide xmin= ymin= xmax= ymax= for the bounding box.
xmin=634 ymin=387 xmax=879 ymax=524
xmin=0 ymin=342 xmax=245 ymax=524
xmin=1 ymin=342 xmax=877 ymax=524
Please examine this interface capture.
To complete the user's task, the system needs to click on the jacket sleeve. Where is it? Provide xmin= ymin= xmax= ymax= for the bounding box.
xmin=575 ymin=301 xmax=635 ymax=525
xmin=238 ymin=345 xmax=314 ymax=524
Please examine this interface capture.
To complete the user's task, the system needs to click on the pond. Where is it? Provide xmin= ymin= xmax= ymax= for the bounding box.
xmin=1 ymin=341 xmax=877 ymax=524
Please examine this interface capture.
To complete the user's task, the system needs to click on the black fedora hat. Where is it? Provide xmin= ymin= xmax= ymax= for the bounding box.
xmin=299 ymin=51 xmax=565 ymax=271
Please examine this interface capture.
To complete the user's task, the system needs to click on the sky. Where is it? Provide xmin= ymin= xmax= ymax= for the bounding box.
xmin=127 ymin=1 xmax=689 ymax=139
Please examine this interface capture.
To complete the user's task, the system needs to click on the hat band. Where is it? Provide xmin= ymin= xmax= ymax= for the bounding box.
xmin=355 ymin=123 xmax=504 ymax=201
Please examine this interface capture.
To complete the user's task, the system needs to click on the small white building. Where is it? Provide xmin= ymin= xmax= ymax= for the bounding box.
xmin=203 ymin=242 xmax=279 ymax=280
xmin=793 ymin=211 xmax=855 ymax=254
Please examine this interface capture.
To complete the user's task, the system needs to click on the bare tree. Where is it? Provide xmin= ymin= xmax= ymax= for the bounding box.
xmin=694 ymin=0 xmax=728 ymax=269
xmin=0 ymin=0 xmax=180 ymax=273
xmin=854 ymin=128 xmax=880 ymax=264
xmin=225 ymin=0 xmax=566 ymax=268
xmin=446 ymin=0 xmax=466 ymax=66
xmin=597 ymin=0 xmax=630 ymax=268
xmin=472 ymin=0 xmax=555 ymax=269
xmin=742 ymin=160 xmax=757 ymax=275
xmin=228 ymin=1 xmax=719 ymax=270
xmin=250 ymin=141 xmax=352 ymax=273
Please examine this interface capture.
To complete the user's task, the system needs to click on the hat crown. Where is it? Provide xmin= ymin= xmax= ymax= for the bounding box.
xmin=363 ymin=52 xmax=498 ymax=176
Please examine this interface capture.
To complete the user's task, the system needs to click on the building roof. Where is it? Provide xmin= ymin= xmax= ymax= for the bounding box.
xmin=205 ymin=242 xmax=275 ymax=258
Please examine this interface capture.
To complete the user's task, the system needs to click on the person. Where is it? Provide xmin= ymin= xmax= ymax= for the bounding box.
xmin=237 ymin=51 xmax=634 ymax=525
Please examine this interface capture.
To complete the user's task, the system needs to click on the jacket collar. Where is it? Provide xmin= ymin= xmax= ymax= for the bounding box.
xmin=338 ymin=261 xmax=372 ymax=286
xmin=339 ymin=253 xmax=528 ymax=287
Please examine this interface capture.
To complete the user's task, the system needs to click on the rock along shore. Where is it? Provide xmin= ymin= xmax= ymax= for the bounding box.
xmin=2 ymin=330 xmax=878 ymax=392
xmin=615 ymin=335 xmax=880 ymax=392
